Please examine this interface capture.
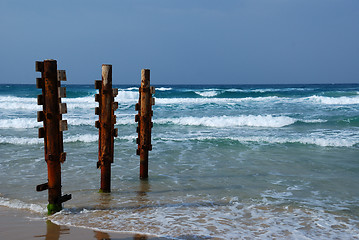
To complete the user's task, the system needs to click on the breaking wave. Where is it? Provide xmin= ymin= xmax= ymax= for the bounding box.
xmin=156 ymin=115 xmax=298 ymax=128
xmin=0 ymin=196 xmax=46 ymax=214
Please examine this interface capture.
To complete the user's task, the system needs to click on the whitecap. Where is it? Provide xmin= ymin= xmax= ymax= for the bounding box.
xmin=0 ymin=196 xmax=46 ymax=214
xmin=64 ymin=134 xmax=98 ymax=143
xmin=159 ymin=135 xmax=358 ymax=147
xmin=48 ymin=199 xmax=359 ymax=239
xmin=0 ymin=96 xmax=40 ymax=111
xmin=123 ymin=87 xmax=139 ymax=91
xmin=307 ymin=95 xmax=359 ymax=105
xmin=156 ymin=87 xmax=172 ymax=91
xmin=0 ymin=118 xmax=41 ymax=129
xmin=155 ymin=96 xmax=282 ymax=105
xmin=194 ymin=90 xmax=219 ymax=97
xmin=155 ymin=115 xmax=296 ymax=128
xmin=0 ymin=137 xmax=42 ymax=145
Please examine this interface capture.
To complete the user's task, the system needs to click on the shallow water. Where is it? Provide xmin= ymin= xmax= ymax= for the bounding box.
xmin=1 ymin=84 xmax=359 ymax=239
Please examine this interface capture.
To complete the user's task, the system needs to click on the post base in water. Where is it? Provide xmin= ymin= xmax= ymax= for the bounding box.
xmin=99 ymin=189 xmax=110 ymax=193
xmin=47 ymin=203 xmax=62 ymax=215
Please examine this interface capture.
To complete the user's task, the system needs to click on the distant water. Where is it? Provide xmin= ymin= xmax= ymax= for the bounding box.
xmin=0 ymin=84 xmax=358 ymax=239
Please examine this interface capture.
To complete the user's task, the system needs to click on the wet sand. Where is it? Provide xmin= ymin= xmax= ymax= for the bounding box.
xmin=0 ymin=206 xmax=165 ymax=240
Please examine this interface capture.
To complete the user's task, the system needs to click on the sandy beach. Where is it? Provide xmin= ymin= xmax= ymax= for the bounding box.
xmin=0 ymin=206 xmax=164 ymax=240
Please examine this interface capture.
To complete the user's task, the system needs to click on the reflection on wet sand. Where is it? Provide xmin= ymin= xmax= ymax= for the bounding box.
xmin=94 ymin=230 xmax=111 ymax=240
xmin=37 ymin=219 xmax=151 ymax=240
xmin=133 ymin=234 xmax=148 ymax=240
xmin=34 ymin=220 xmax=70 ymax=240
xmin=137 ymin=180 xmax=151 ymax=204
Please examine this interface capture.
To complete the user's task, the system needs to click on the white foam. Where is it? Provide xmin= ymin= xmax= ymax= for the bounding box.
xmin=68 ymin=116 xmax=135 ymax=126
xmin=0 ymin=115 xmax=136 ymax=129
xmin=0 ymin=118 xmax=96 ymax=129
xmin=65 ymin=96 xmax=96 ymax=109
xmin=116 ymin=90 xmax=139 ymax=102
xmin=229 ymin=135 xmax=357 ymax=147
xmin=0 ymin=137 xmax=42 ymax=145
xmin=0 ymin=96 xmax=40 ymax=111
xmin=64 ymin=134 xmax=135 ymax=143
xmin=49 ymin=200 xmax=359 ymax=239
xmin=194 ymin=90 xmax=220 ymax=97
xmin=0 ymin=196 xmax=46 ymax=214
xmin=307 ymin=95 xmax=359 ymax=105
xmin=64 ymin=134 xmax=98 ymax=143
xmin=62 ymin=91 xmax=138 ymax=110
xmin=230 ymin=135 xmax=358 ymax=147
xmin=0 ymin=133 xmax=137 ymax=145
xmin=66 ymin=118 xmax=95 ymax=126
xmin=301 ymin=119 xmax=327 ymax=123
xmin=226 ymin=87 xmax=315 ymax=93
xmin=156 ymin=87 xmax=172 ymax=91
xmin=0 ymin=118 xmax=41 ymax=129
xmin=160 ymin=134 xmax=358 ymax=147
xmin=123 ymin=87 xmax=139 ymax=91
xmin=155 ymin=115 xmax=296 ymax=128
xmin=155 ymin=96 xmax=282 ymax=105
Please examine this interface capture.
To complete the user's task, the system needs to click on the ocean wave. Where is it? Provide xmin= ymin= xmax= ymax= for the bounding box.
xmin=0 ymin=134 xmax=136 ymax=145
xmin=0 ymin=96 xmax=35 ymax=103
xmin=64 ymin=134 xmax=135 ymax=143
xmin=231 ymin=136 xmax=358 ymax=147
xmin=155 ymin=96 xmax=282 ymax=105
xmin=66 ymin=119 xmax=95 ymax=126
xmin=64 ymin=134 xmax=98 ymax=143
xmin=307 ymin=95 xmax=359 ymax=105
xmin=0 ymin=196 xmax=46 ymax=214
xmin=0 ymin=118 xmax=96 ymax=129
xmin=3 ymin=133 xmax=356 ymax=147
xmin=0 ymin=116 xmax=328 ymax=129
xmin=0 ymin=137 xmax=42 ymax=145
xmin=156 ymin=87 xmax=173 ymax=91
xmin=301 ymin=119 xmax=327 ymax=123
xmin=0 ymin=118 xmax=41 ymax=129
xmin=155 ymin=95 xmax=359 ymax=106
xmin=0 ymin=96 xmax=40 ymax=111
xmin=123 ymin=87 xmax=138 ymax=91
xmin=160 ymin=135 xmax=358 ymax=147
xmin=0 ymin=92 xmax=140 ymax=111
xmin=122 ymin=86 xmax=172 ymax=92
xmin=156 ymin=115 xmax=297 ymax=128
xmin=226 ymin=87 xmax=316 ymax=93
xmin=2 ymin=94 xmax=358 ymax=114
xmin=48 ymin=199 xmax=359 ymax=239
xmin=0 ymin=116 xmax=137 ymax=129
xmin=67 ymin=91 xmax=138 ymax=108
xmin=194 ymin=90 xmax=220 ymax=97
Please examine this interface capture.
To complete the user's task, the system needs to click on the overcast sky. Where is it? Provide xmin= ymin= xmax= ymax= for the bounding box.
xmin=0 ymin=0 xmax=358 ymax=85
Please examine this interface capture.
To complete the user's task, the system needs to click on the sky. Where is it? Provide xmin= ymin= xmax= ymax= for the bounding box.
xmin=0 ymin=0 xmax=358 ymax=85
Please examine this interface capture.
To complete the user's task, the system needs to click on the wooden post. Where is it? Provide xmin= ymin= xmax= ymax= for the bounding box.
xmin=136 ymin=69 xmax=155 ymax=179
xmin=35 ymin=59 xmax=71 ymax=215
xmin=95 ymin=64 xmax=118 ymax=193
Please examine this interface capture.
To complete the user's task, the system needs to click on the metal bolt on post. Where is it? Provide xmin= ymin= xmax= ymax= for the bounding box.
xmin=35 ymin=59 xmax=71 ymax=215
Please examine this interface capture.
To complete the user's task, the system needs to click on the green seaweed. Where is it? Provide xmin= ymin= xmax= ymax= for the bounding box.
xmin=47 ymin=203 xmax=62 ymax=215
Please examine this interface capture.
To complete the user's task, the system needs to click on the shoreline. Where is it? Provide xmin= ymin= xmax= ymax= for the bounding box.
xmin=0 ymin=206 xmax=166 ymax=240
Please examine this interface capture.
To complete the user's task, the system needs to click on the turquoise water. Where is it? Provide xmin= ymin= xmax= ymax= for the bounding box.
xmin=0 ymin=84 xmax=358 ymax=239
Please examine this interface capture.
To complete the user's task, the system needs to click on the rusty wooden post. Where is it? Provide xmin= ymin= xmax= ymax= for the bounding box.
xmin=136 ymin=69 xmax=155 ymax=179
xmin=35 ymin=59 xmax=71 ymax=215
xmin=95 ymin=64 xmax=118 ymax=193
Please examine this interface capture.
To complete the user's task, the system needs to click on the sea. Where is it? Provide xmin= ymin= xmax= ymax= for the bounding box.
xmin=0 ymin=83 xmax=358 ymax=239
